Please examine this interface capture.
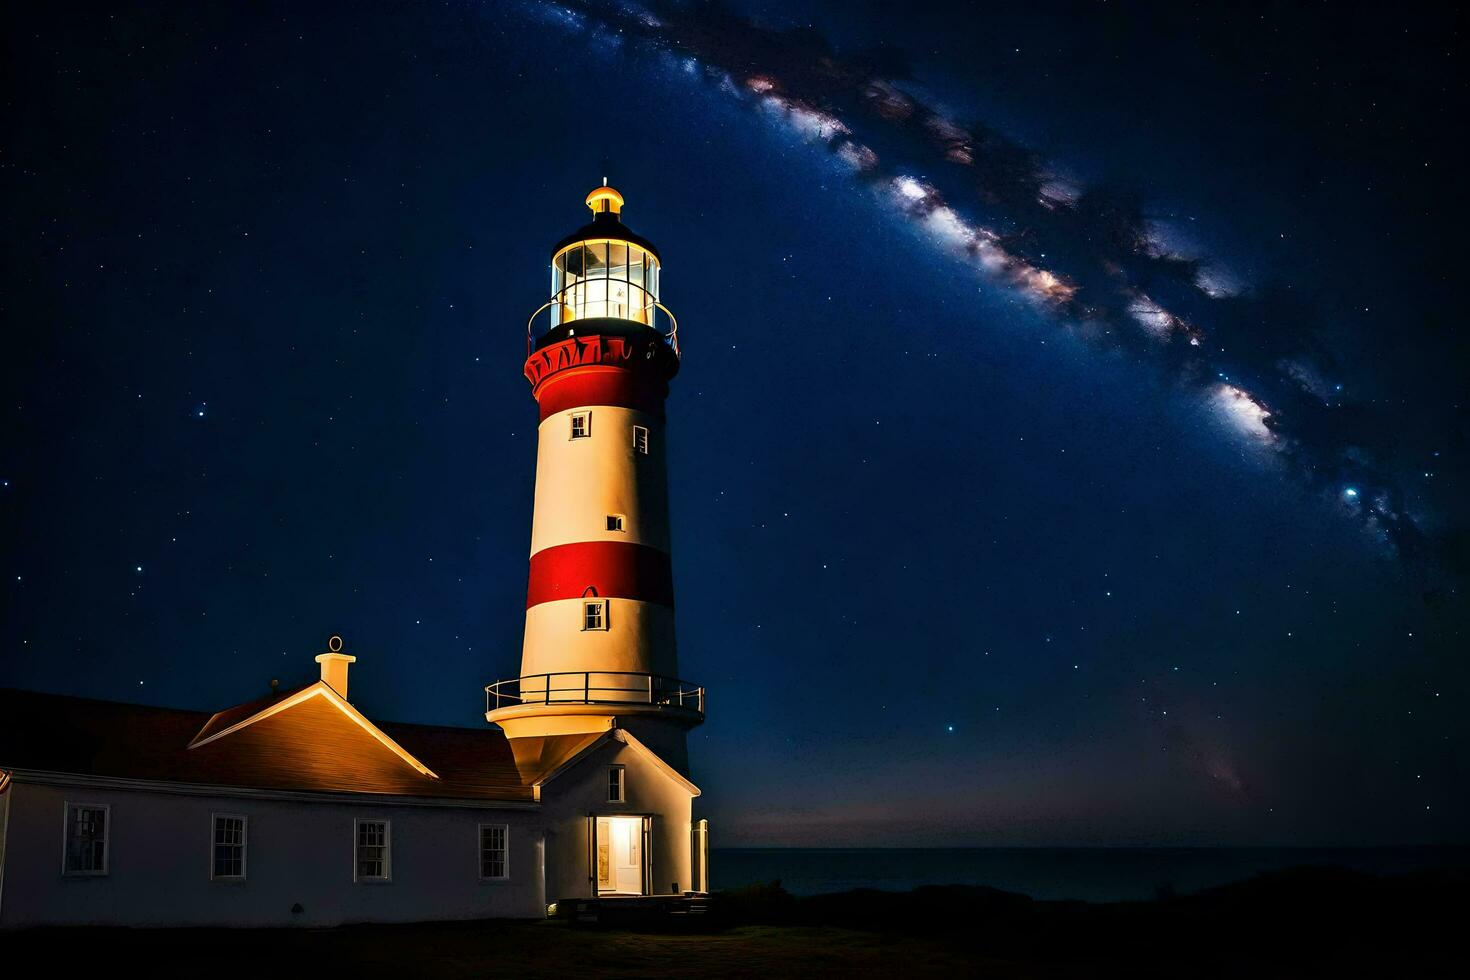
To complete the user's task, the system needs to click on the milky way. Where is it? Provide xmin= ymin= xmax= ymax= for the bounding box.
xmin=512 ymin=0 xmax=1459 ymax=585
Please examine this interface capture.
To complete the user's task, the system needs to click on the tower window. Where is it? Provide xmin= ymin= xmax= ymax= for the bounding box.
xmin=570 ymin=412 xmax=591 ymax=439
xmin=606 ymin=514 xmax=625 ymax=532
xmin=608 ymin=765 xmax=626 ymax=802
xmin=583 ymin=599 xmax=608 ymax=631
xmin=633 ymin=425 xmax=649 ymax=455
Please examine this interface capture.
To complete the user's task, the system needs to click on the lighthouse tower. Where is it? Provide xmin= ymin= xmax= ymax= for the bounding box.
xmin=487 ymin=183 xmax=704 ymax=780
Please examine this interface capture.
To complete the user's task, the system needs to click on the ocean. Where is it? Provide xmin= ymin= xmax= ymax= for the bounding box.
xmin=710 ymin=846 xmax=1468 ymax=903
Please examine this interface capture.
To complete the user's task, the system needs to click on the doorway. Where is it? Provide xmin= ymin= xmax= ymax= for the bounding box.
xmin=595 ymin=816 xmax=645 ymax=895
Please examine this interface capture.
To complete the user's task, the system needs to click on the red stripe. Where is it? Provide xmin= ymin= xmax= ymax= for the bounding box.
xmin=527 ymin=540 xmax=674 ymax=609
xmin=534 ymin=366 xmax=667 ymax=422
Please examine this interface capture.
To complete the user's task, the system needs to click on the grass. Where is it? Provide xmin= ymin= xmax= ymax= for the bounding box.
xmin=6 ymin=919 xmax=1004 ymax=979
xmin=7 ymin=868 xmax=1466 ymax=978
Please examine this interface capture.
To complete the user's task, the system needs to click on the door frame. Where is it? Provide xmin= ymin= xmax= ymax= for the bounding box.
xmin=588 ymin=813 xmax=653 ymax=897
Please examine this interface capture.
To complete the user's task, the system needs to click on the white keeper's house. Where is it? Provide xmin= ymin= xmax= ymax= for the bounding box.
xmin=0 ymin=184 xmax=711 ymax=928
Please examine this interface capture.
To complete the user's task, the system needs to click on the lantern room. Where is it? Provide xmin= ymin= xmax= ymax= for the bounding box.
xmin=536 ymin=183 xmax=673 ymax=349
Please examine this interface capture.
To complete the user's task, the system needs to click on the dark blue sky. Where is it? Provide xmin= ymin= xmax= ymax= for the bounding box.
xmin=3 ymin=1 xmax=1465 ymax=845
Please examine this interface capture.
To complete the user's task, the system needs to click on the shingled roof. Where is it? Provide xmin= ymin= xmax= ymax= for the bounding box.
xmin=0 ymin=686 xmax=533 ymax=804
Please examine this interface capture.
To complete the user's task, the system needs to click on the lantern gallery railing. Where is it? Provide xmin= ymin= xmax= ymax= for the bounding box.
xmin=524 ymin=299 xmax=680 ymax=358
xmin=485 ymin=671 xmax=705 ymax=717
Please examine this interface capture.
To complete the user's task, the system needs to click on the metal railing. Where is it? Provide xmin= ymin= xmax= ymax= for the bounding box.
xmin=525 ymin=299 xmax=680 ymax=358
xmin=486 ymin=671 xmax=705 ymax=717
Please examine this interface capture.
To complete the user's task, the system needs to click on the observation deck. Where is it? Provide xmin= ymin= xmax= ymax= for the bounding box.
xmin=484 ymin=671 xmax=705 ymax=728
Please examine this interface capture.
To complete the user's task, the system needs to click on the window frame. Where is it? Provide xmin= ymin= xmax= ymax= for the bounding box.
xmin=582 ymin=598 xmax=609 ymax=631
xmin=607 ymin=765 xmax=626 ymax=803
xmin=606 ymin=514 xmax=625 ymax=532
xmin=569 ymin=411 xmax=592 ymax=440
xmin=61 ymin=801 xmax=111 ymax=877
xmin=353 ymin=817 xmax=393 ymax=883
xmin=478 ymin=823 xmax=510 ymax=882
xmin=210 ymin=812 xmax=249 ymax=882
xmin=633 ymin=425 xmax=650 ymax=455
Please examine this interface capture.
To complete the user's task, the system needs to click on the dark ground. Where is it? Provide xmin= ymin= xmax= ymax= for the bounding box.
xmin=7 ymin=868 xmax=1463 ymax=978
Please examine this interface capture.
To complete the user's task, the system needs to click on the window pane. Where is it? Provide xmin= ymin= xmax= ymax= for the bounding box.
xmin=480 ymin=825 xmax=507 ymax=878
xmin=585 ymin=278 xmax=607 ymax=318
xmin=609 ymin=242 xmax=628 ymax=282
xmin=563 ymin=245 xmax=585 ymax=280
xmin=67 ymin=805 xmax=107 ymax=873
xmin=566 ymin=279 xmax=582 ymax=321
xmin=357 ymin=822 xmax=388 ymax=878
xmin=629 ymin=249 xmax=644 ymax=292
xmin=609 ymin=277 xmax=630 ymax=319
xmin=214 ymin=816 xmax=245 ymax=878
xmin=626 ymin=285 xmax=649 ymax=324
xmin=585 ymin=241 xmax=608 ymax=279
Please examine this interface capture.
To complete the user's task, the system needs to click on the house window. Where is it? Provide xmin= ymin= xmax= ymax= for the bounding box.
xmin=606 ymin=514 xmax=625 ymax=532
xmin=479 ymin=824 xmax=509 ymax=880
xmin=63 ymin=802 xmax=110 ymax=875
xmin=583 ymin=599 xmax=608 ymax=631
xmin=633 ymin=425 xmax=649 ymax=455
xmin=355 ymin=819 xmax=392 ymax=882
xmin=211 ymin=813 xmax=248 ymax=880
xmin=608 ymin=765 xmax=626 ymax=802
xmin=570 ymin=412 xmax=591 ymax=439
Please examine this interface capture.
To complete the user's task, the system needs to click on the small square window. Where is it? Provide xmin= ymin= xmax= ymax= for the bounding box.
xmin=607 ymin=766 xmax=626 ymax=803
xmin=480 ymin=824 xmax=509 ymax=880
xmin=212 ymin=813 xmax=248 ymax=880
xmin=63 ymin=802 xmax=110 ymax=875
xmin=570 ymin=412 xmax=591 ymax=439
xmin=606 ymin=514 xmax=625 ymax=532
xmin=583 ymin=599 xmax=608 ymax=631
xmin=633 ymin=425 xmax=649 ymax=455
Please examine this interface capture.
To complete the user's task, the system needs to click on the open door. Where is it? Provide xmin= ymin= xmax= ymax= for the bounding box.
xmin=594 ymin=816 xmax=646 ymax=895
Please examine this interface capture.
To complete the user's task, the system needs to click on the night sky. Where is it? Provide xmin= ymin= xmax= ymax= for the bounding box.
xmin=4 ymin=1 xmax=1466 ymax=847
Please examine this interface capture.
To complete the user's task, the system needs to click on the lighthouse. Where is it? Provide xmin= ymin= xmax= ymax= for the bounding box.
xmin=487 ymin=184 xmax=707 ymax=901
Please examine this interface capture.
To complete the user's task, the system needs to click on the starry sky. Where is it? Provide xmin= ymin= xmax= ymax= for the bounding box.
xmin=3 ymin=1 xmax=1466 ymax=846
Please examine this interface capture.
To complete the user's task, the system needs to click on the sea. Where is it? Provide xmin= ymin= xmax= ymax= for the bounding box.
xmin=710 ymin=846 xmax=1468 ymax=903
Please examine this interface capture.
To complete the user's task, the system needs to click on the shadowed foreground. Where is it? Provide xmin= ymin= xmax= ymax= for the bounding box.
xmin=8 ymin=868 xmax=1462 ymax=978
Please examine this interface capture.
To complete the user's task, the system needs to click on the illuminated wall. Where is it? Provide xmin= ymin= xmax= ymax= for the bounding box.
xmin=0 ymin=781 xmax=545 ymax=928
xmin=540 ymin=737 xmax=694 ymax=903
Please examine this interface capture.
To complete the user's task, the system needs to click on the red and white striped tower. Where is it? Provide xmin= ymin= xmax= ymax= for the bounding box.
xmin=486 ymin=183 xmax=703 ymax=774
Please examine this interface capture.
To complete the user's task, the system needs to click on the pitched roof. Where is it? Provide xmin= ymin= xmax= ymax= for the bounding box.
xmin=0 ymin=686 xmax=532 ymax=804
xmin=188 ymin=684 xmax=312 ymax=745
xmin=536 ymin=727 xmax=700 ymax=796
xmin=186 ymin=682 xmax=438 ymax=779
